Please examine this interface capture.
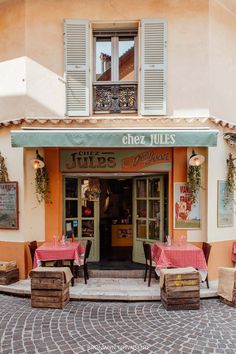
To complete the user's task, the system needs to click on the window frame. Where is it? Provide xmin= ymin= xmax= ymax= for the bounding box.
xmin=93 ymin=32 xmax=138 ymax=84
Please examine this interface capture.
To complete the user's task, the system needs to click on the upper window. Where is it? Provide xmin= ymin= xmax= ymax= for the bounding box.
xmin=94 ymin=35 xmax=136 ymax=82
xmin=93 ymin=30 xmax=138 ymax=113
xmin=65 ymin=19 xmax=167 ymax=117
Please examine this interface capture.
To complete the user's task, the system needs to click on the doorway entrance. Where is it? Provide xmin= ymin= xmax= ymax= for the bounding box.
xmin=99 ymin=178 xmax=132 ymax=262
xmin=63 ymin=174 xmax=168 ymax=265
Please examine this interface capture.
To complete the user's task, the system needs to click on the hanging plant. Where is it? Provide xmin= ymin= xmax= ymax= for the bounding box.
xmin=187 ymin=165 xmax=201 ymax=203
xmin=225 ymin=153 xmax=236 ymax=205
xmin=35 ymin=166 xmax=51 ymax=204
xmin=0 ymin=152 xmax=9 ymax=182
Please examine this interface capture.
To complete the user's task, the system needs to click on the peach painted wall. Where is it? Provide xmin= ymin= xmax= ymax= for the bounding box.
xmin=209 ymin=0 xmax=236 ymax=122
xmin=0 ymin=0 xmax=26 ymax=120
xmin=0 ymin=0 xmax=209 ymax=119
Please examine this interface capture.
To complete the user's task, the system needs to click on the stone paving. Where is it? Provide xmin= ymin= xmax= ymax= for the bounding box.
xmin=0 ymin=294 xmax=235 ymax=354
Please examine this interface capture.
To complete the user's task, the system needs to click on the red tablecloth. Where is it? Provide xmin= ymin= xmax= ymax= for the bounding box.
xmin=152 ymin=242 xmax=207 ymax=271
xmin=33 ymin=241 xmax=85 ymax=268
xmin=232 ymin=242 xmax=236 ymax=263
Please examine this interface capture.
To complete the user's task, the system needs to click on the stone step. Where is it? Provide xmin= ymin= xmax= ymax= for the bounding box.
xmin=77 ymin=269 xmax=157 ymax=278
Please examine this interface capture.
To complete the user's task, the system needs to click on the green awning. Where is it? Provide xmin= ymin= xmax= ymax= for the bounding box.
xmin=11 ymin=128 xmax=218 ymax=148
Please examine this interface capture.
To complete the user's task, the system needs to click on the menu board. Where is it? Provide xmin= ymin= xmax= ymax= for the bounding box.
xmin=0 ymin=182 xmax=19 ymax=229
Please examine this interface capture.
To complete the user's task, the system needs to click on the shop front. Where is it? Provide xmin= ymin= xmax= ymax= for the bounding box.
xmin=10 ymin=127 xmax=218 ymax=270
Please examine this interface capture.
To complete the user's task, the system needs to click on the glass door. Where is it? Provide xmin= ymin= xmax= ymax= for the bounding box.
xmin=132 ymin=176 xmax=164 ymax=263
xmin=63 ymin=177 xmax=99 ymax=261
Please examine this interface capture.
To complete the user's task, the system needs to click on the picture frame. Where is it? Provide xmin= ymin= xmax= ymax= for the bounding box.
xmin=0 ymin=182 xmax=19 ymax=229
xmin=217 ymin=180 xmax=234 ymax=227
xmin=174 ymin=182 xmax=200 ymax=229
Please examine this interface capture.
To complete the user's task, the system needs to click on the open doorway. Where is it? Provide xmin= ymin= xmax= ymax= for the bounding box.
xmin=99 ymin=178 xmax=133 ymax=262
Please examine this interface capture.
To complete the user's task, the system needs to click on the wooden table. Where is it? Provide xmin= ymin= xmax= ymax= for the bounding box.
xmin=34 ymin=241 xmax=85 ymax=286
xmin=152 ymin=242 xmax=207 ymax=281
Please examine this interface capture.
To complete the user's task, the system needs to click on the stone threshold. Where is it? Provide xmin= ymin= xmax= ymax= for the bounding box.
xmin=0 ymin=278 xmax=218 ymax=302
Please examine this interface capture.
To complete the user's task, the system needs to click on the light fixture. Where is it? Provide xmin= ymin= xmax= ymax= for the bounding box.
xmin=189 ymin=150 xmax=205 ymax=167
xmin=30 ymin=150 xmax=45 ymax=170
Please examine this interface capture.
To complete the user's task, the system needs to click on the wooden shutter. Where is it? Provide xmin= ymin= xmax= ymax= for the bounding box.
xmin=64 ymin=19 xmax=89 ymax=116
xmin=141 ymin=19 xmax=167 ymax=115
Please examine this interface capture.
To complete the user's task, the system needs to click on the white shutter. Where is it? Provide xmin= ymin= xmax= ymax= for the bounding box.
xmin=141 ymin=19 xmax=167 ymax=115
xmin=64 ymin=19 xmax=89 ymax=116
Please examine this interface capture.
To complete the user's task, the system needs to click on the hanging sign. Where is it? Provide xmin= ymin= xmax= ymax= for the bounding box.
xmin=0 ymin=182 xmax=19 ymax=229
xmin=60 ymin=148 xmax=172 ymax=173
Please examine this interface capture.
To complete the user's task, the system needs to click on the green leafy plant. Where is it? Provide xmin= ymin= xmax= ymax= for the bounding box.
xmin=187 ymin=165 xmax=201 ymax=203
xmin=35 ymin=166 xmax=51 ymax=204
xmin=225 ymin=153 xmax=236 ymax=205
xmin=0 ymin=152 xmax=9 ymax=182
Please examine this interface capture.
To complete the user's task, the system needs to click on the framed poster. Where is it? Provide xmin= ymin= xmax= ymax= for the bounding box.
xmin=174 ymin=182 xmax=200 ymax=229
xmin=217 ymin=180 xmax=234 ymax=227
xmin=0 ymin=182 xmax=19 ymax=229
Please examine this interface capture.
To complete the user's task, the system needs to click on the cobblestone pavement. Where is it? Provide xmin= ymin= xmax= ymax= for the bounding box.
xmin=0 ymin=294 xmax=235 ymax=354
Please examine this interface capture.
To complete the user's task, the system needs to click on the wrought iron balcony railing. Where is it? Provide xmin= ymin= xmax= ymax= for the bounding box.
xmin=93 ymin=83 xmax=137 ymax=113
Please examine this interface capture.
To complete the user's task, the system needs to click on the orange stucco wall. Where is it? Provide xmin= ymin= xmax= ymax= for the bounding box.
xmin=172 ymin=147 xmax=187 ymax=241
xmin=45 ymin=148 xmax=63 ymax=241
xmin=0 ymin=241 xmax=29 ymax=279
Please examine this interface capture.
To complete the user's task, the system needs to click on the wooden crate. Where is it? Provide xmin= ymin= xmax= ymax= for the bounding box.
xmin=161 ymin=271 xmax=200 ymax=311
xmin=0 ymin=268 xmax=19 ymax=285
xmin=30 ymin=269 xmax=70 ymax=309
xmin=0 ymin=261 xmax=17 ymax=271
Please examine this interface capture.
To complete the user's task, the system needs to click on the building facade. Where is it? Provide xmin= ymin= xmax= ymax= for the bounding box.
xmin=0 ymin=0 xmax=236 ymax=280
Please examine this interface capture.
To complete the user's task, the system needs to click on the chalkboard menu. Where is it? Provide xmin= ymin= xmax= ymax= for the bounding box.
xmin=0 ymin=182 xmax=19 ymax=229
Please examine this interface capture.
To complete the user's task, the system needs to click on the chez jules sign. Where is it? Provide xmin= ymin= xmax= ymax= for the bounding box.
xmin=60 ymin=148 xmax=172 ymax=173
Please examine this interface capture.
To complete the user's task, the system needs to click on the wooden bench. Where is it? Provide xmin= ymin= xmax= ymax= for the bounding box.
xmin=30 ymin=267 xmax=72 ymax=309
xmin=160 ymin=267 xmax=200 ymax=310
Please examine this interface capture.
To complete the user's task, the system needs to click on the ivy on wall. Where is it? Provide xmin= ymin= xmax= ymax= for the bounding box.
xmin=187 ymin=165 xmax=201 ymax=203
xmin=0 ymin=152 xmax=9 ymax=182
xmin=35 ymin=165 xmax=51 ymax=204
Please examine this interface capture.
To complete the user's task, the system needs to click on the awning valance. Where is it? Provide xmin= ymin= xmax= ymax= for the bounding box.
xmin=11 ymin=128 xmax=218 ymax=148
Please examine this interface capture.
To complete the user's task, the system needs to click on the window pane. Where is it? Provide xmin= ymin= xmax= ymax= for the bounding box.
xmin=82 ymin=201 xmax=94 ymax=218
xmin=82 ymin=220 xmax=94 ymax=238
xmin=137 ymin=200 xmax=147 ymax=218
xmin=149 ymin=200 xmax=160 ymax=219
xmin=136 ymin=220 xmax=146 ymax=239
xmin=65 ymin=220 xmax=78 ymax=238
xmin=149 ymin=178 xmax=160 ymax=198
xmin=136 ymin=180 xmax=146 ymax=198
xmin=65 ymin=178 xmax=78 ymax=198
xmin=149 ymin=221 xmax=159 ymax=240
xmin=119 ymin=38 xmax=134 ymax=81
xmin=66 ymin=200 xmax=78 ymax=218
xmin=96 ymin=38 xmax=111 ymax=81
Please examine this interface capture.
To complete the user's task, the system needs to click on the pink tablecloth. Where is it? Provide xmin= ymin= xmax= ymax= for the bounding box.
xmin=232 ymin=242 xmax=236 ymax=263
xmin=33 ymin=241 xmax=85 ymax=268
xmin=152 ymin=242 xmax=207 ymax=280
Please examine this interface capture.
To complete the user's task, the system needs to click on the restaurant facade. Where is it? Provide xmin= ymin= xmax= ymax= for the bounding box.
xmin=0 ymin=0 xmax=236 ymax=280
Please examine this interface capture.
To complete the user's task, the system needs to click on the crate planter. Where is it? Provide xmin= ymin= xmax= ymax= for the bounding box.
xmin=30 ymin=268 xmax=72 ymax=309
xmin=0 ymin=261 xmax=19 ymax=285
xmin=218 ymin=267 xmax=236 ymax=308
xmin=161 ymin=268 xmax=200 ymax=311
xmin=0 ymin=268 xmax=19 ymax=285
